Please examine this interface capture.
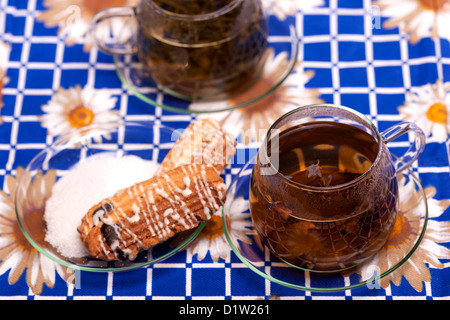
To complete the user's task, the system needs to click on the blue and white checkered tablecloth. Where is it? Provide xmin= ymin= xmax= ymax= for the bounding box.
xmin=0 ymin=0 xmax=449 ymax=302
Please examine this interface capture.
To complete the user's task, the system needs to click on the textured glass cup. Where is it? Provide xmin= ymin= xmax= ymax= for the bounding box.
xmin=91 ymin=0 xmax=268 ymax=100
xmin=249 ymin=104 xmax=425 ymax=272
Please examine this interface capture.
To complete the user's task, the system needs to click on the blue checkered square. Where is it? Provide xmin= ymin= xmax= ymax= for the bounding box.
xmin=191 ymin=267 xmax=226 ymax=297
xmin=304 ymin=42 xmax=331 ymax=61
xmin=12 ymin=149 xmax=41 ymax=169
xmin=374 ymin=66 xmax=404 ymax=87
xmin=25 ymin=69 xmax=54 ymax=89
xmin=376 ymin=93 xmax=406 ymax=114
xmin=61 ymin=69 xmax=89 ymax=88
xmin=94 ymin=69 xmax=122 ymax=89
xmin=152 ymin=266 xmax=187 ymax=297
xmin=430 ymin=267 xmax=450 ymax=297
xmin=441 ymin=39 xmax=450 ymax=58
xmin=341 ymin=93 xmax=370 ymax=112
xmin=0 ymin=122 xmax=12 ymax=144
xmin=421 ymin=172 xmax=450 ymax=201
xmin=33 ymin=21 xmax=58 ymax=37
xmin=268 ymin=15 xmax=294 ymax=37
xmin=303 ymin=15 xmax=330 ymax=36
xmin=444 ymin=64 xmax=450 ymax=82
xmin=410 ymin=63 xmax=439 ymax=86
xmin=29 ymin=43 xmax=57 ymax=63
xmin=8 ymin=42 xmax=22 ymax=62
xmin=230 ymin=267 xmax=265 ymax=297
xmin=338 ymin=15 xmax=364 ymax=34
xmin=73 ymin=272 xmax=110 ymax=297
xmin=1 ymin=94 xmax=16 ymax=116
xmin=126 ymin=95 xmax=158 ymax=115
xmin=5 ymin=14 xmax=26 ymax=36
xmin=305 ymin=67 xmax=333 ymax=88
xmin=4 ymin=68 xmax=19 ymax=90
xmin=339 ymin=67 xmax=368 ymax=87
xmin=337 ymin=1 xmax=362 ymax=9
xmin=63 ymin=44 xmax=90 ymax=62
xmin=408 ymin=38 xmax=437 ymax=59
xmin=373 ymin=41 xmax=401 ymax=60
xmin=111 ymin=269 xmax=148 ymax=297
xmin=338 ymin=41 xmax=366 ymax=61
xmin=21 ymin=94 xmax=50 ymax=115
xmin=17 ymin=121 xmax=47 ymax=144
xmin=418 ymin=143 xmax=450 ymax=167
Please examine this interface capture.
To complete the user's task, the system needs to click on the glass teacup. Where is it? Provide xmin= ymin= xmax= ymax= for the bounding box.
xmin=91 ymin=0 xmax=268 ymax=100
xmin=249 ymin=104 xmax=425 ymax=272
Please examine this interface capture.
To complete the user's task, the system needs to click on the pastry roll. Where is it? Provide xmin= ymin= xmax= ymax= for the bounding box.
xmin=78 ymin=164 xmax=227 ymax=261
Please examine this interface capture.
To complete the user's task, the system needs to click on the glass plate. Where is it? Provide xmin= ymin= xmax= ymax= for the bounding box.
xmin=113 ymin=16 xmax=299 ymax=114
xmin=222 ymin=156 xmax=428 ymax=292
xmin=15 ymin=121 xmax=205 ymax=272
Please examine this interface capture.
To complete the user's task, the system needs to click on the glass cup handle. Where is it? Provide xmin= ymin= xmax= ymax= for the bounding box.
xmin=381 ymin=122 xmax=426 ymax=172
xmin=90 ymin=7 xmax=138 ymax=55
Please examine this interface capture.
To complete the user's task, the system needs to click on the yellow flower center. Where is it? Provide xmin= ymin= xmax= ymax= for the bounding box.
xmin=386 ymin=211 xmax=413 ymax=249
xmin=426 ymin=102 xmax=447 ymax=125
xmin=67 ymin=105 xmax=95 ymax=129
xmin=199 ymin=215 xmax=225 ymax=240
xmin=418 ymin=0 xmax=448 ymax=11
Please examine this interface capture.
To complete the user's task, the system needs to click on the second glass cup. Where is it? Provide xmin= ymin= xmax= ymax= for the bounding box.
xmin=91 ymin=0 xmax=268 ymax=100
xmin=250 ymin=104 xmax=425 ymax=272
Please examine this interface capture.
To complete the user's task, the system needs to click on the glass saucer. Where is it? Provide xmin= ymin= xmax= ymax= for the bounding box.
xmin=113 ymin=16 xmax=298 ymax=114
xmin=222 ymin=156 xmax=428 ymax=292
xmin=15 ymin=121 xmax=206 ymax=272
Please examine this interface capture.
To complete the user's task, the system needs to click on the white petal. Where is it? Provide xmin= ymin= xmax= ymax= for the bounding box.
xmin=431 ymin=123 xmax=448 ymax=143
xmin=29 ymin=254 xmax=40 ymax=286
xmin=230 ymin=197 xmax=250 ymax=217
xmin=427 ymin=198 xmax=449 ymax=218
xmin=0 ymin=236 xmax=14 ymax=249
xmin=208 ymin=237 xmax=229 ymax=261
xmin=39 ymin=254 xmax=56 ymax=284
xmin=0 ymin=248 xmax=23 ymax=276
xmin=190 ymin=239 xmax=209 ymax=261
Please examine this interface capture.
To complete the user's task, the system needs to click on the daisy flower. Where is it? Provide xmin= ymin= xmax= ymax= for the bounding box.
xmin=397 ymin=79 xmax=450 ymax=143
xmin=41 ymin=85 xmax=121 ymax=144
xmin=191 ymin=48 xmax=323 ymax=145
xmin=188 ymin=197 xmax=252 ymax=262
xmin=38 ymin=0 xmax=138 ymax=51
xmin=374 ymin=0 xmax=450 ymax=43
xmin=355 ymin=174 xmax=450 ymax=292
xmin=0 ymin=167 xmax=74 ymax=295
xmin=262 ymin=0 xmax=324 ymax=20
